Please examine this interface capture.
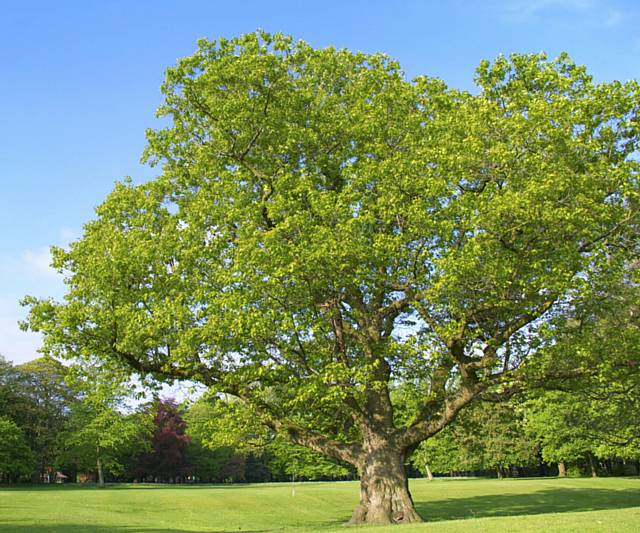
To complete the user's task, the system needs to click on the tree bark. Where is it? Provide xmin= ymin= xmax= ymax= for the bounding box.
xmin=96 ymin=447 xmax=104 ymax=486
xmin=349 ymin=436 xmax=422 ymax=525
xmin=558 ymin=462 xmax=567 ymax=477
xmin=425 ymin=463 xmax=434 ymax=481
xmin=587 ymin=452 xmax=598 ymax=478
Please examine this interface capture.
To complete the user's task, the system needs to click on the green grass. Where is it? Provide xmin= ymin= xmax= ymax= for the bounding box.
xmin=1 ymin=477 xmax=639 ymax=532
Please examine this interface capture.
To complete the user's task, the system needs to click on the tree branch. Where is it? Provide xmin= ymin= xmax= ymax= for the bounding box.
xmin=399 ymin=385 xmax=479 ymax=450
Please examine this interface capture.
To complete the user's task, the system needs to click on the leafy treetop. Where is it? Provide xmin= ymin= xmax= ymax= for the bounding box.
xmin=23 ymin=31 xmax=640 ymax=524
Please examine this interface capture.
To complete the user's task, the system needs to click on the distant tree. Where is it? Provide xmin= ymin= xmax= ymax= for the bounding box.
xmin=243 ymin=452 xmax=272 ymax=483
xmin=413 ymin=400 xmax=536 ymax=478
xmin=24 ymin=32 xmax=640 ymax=523
xmin=525 ymin=384 xmax=639 ymax=477
xmin=138 ymin=399 xmax=191 ymax=482
xmin=267 ymin=436 xmax=353 ymax=481
xmin=183 ymin=398 xmax=238 ymax=482
xmin=0 ymin=355 xmax=24 ymax=422
xmin=469 ymin=402 xmax=537 ymax=478
xmin=56 ymin=363 xmax=152 ymax=485
xmin=185 ymin=395 xmax=352 ymax=482
xmin=184 ymin=440 xmax=236 ymax=483
xmin=525 ymin=260 xmax=640 ymax=477
xmin=0 ymin=416 xmax=35 ymax=483
xmin=58 ymin=404 xmax=149 ymax=485
xmin=567 ymin=263 xmax=640 ymax=465
xmin=12 ymin=358 xmax=73 ymax=481
xmin=59 ymin=405 xmax=150 ymax=485
xmin=412 ymin=427 xmax=461 ymax=479
xmin=590 ymin=383 xmax=640 ymax=464
xmin=525 ymin=391 xmax=597 ymax=476
xmin=183 ymin=394 xmax=269 ymax=454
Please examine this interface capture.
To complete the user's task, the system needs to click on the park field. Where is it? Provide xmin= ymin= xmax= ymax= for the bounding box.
xmin=1 ymin=477 xmax=639 ymax=532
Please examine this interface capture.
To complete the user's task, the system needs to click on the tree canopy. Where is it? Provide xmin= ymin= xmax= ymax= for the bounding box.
xmin=0 ymin=416 xmax=35 ymax=482
xmin=23 ymin=32 xmax=640 ymax=524
xmin=56 ymin=364 xmax=152 ymax=486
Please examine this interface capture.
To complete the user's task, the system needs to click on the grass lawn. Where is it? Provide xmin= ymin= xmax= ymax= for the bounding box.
xmin=1 ymin=476 xmax=639 ymax=532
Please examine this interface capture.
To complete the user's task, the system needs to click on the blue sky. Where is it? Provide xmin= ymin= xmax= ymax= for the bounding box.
xmin=1 ymin=0 xmax=639 ymax=363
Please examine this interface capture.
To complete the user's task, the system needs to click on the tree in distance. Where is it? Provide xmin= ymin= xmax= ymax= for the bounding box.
xmin=0 ymin=416 xmax=35 ymax=482
xmin=412 ymin=399 xmax=537 ymax=479
xmin=56 ymin=363 xmax=151 ymax=486
xmin=525 ymin=265 xmax=640 ymax=477
xmin=136 ymin=398 xmax=191 ymax=483
xmin=11 ymin=357 xmax=73 ymax=482
xmin=23 ymin=32 xmax=640 ymax=524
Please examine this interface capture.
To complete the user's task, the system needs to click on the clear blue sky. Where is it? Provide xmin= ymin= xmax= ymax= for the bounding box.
xmin=1 ymin=0 xmax=638 ymax=363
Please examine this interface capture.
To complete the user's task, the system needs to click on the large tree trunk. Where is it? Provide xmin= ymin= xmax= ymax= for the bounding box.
xmin=349 ymin=438 xmax=422 ymax=525
xmin=558 ymin=462 xmax=567 ymax=477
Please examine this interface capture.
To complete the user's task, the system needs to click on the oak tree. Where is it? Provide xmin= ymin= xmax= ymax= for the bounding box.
xmin=23 ymin=32 xmax=640 ymax=523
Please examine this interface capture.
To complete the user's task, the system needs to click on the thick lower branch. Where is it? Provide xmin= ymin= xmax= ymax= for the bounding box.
xmin=267 ymin=418 xmax=362 ymax=465
xmin=227 ymin=387 xmax=361 ymax=464
xmin=400 ymin=385 xmax=479 ymax=449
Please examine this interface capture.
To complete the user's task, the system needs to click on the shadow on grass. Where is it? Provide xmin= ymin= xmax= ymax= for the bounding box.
xmin=416 ymin=487 xmax=640 ymax=522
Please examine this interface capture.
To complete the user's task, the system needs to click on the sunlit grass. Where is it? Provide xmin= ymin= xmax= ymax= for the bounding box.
xmin=1 ymin=476 xmax=639 ymax=532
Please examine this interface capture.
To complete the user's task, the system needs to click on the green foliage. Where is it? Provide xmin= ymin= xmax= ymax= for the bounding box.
xmin=413 ymin=401 xmax=537 ymax=476
xmin=525 ymin=391 xmax=595 ymax=466
xmin=0 ymin=355 xmax=20 ymax=416
xmin=413 ymin=427 xmax=466 ymax=475
xmin=184 ymin=395 xmax=352 ymax=481
xmin=57 ymin=403 xmax=150 ymax=479
xmin=184 ymin=395 xmax=268 ymax=452
xmin=0 ymin=416 xmax=35 ymax=482
xmin=525 ymin=383 xmax=640 ymax=469
xmin=267 ymin=436 xmax=353 ymax=480
xmin=22 ymin=32 xmax=640 ymax=481
xmin=7 ymin=357 xmax=73 ymax=479
xmin=525 ymin=263 xmax=640 ymax=469
xmin=56 ymin=362 xmax=152 ymax=481
xmin=183 ymin=396 xmax=255 ymax=482
xmin=185 ymin=439 xmax=236 ymax=482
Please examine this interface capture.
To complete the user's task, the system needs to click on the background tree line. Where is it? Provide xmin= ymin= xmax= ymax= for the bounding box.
xmin=2 ymin=346 xmax=638 ymax=484
xmin=0 ymin=356 xmax=354 ymax=484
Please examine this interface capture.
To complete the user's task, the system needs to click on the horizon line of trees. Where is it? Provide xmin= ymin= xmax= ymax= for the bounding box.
xmin=0 ymin=355 xmax=355 ymax=484
xmin=2 ymin=354 xmax=638 ymax=484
